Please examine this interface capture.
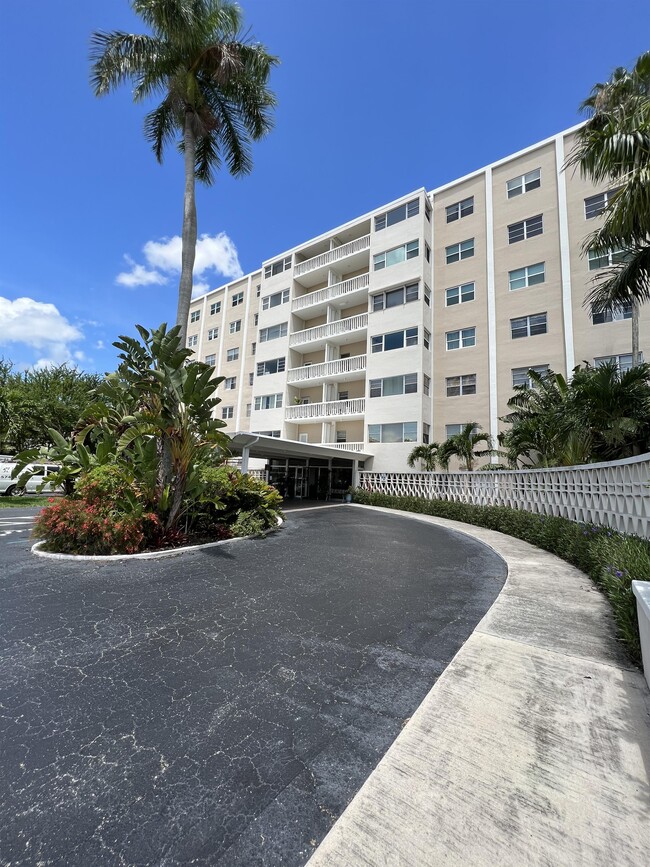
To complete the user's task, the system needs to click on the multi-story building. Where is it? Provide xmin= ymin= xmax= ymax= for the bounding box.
xmin=187 ymin=123 xmax=648 ymax=488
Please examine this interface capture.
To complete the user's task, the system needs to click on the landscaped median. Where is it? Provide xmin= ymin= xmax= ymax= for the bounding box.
xmin=351 ymin=488 xmax=650 ymax=662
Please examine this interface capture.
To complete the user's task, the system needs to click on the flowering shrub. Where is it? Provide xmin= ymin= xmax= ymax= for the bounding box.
xmin=34 ymin=497 xmax=160 ymax=555
xmin=194 ymin=466 xmax=283 ymax=534
xmin=350 ymin=488 xmax=649 ymax=662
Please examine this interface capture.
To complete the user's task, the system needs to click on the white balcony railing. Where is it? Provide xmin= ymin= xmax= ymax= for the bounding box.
xmin=289 ymin=313 xmax=368 ymax=348
xmin=330 ymin=442 xmax=365 ymax=452
xmin=291 ymin=273 xmax=370 ymax=312
xmin=294 ymin=235 xmax=371 ymax=278
xmin=286 ymin=354 xmax=367 ymax=384
xmin=285 ymin=398 xmax=365 ymax=420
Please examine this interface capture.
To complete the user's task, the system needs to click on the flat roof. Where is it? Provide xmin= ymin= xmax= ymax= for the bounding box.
xmin=228 ymin=432 xmax=373 ymax=462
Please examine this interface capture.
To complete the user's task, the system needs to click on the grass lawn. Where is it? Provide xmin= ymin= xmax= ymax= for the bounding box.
xmin=0 ymin=497 xmax=51 ymax=508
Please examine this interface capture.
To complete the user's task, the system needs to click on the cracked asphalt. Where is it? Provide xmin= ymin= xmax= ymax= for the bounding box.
xmin=0 ymin=504 xmax=506 ymax=865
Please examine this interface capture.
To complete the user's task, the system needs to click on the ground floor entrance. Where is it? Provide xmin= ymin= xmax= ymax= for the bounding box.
xmin=267 ymin=458 xmax=353 ymax=501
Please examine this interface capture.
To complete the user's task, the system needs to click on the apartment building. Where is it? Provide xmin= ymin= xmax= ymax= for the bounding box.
xmin=186 ymin=123 xmax=648 ymax=479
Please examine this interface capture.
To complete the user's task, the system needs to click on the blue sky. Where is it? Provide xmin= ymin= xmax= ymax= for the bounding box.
xmin=1 ymin=0 xmax=649 ymax=372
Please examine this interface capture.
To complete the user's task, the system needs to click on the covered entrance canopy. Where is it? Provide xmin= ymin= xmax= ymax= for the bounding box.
xmin=227 ymin=432 xmax=374 ymax=500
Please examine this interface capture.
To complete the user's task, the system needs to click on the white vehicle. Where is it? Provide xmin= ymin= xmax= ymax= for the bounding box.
xmin=0 ymin=462 xmax=62 ymax=497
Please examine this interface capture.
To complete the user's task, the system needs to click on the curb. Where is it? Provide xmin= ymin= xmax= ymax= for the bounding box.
xmin=31 ymin=517 xmax=283 ymax=562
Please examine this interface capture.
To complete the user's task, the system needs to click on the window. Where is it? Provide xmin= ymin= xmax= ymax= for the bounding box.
xmin=369 ymin=373 xmax=418 ymax=397
xmin=585 ymin=189 xmax=619 ymax=219
xmin=336 ymin=430 xmax=347 ymax=443
xmin=445 ymin=282 xmax=475 ymax=306
xmin=254 ymin=313 xmax=259 ymax=326
xmin=208 ymin=327 xmax=219 ymax=340
xmin=371 ymin=327 xmax=419 ymax=353
xmin=509 ymin=262 xmax=545 ymax=291
xmin=259 ymin=322 xmax=288 ymax=342
xmin=338 ymin=390 xmax=348 ymax=401
xmin=423 ymin=423 xmax=431 ymax=445
xmin=252 ymin=430 xmax=281 ymax=438
xmin=510 ymin=313 xmax=547 ymax=339
xmin=595 ymin=353 xmax=640 ymax=373
xmin=372 ymin=282 xmax=419 ymax=311
xmin=508 ymin=215 xmax=543 ymax=244
xmin=446 ymin=423 xmax=476 ymax=437
xmin=190 ymin=309 xmax=200 ymax=323
xmin=445 ymin=196 xmax=474 ymax=223
xmin=224 ymin=376 xmax=236 ymax=390
xmin=424 ymin=284 xmax=431 ymax=306
xmin=256 ymin=357 xmax=286 ymax=376
xmin=256 ymin=284 xmax=261 ymax=297
xmin=210 ymin=301 xmax=221 ymax=316
xmin=592 ymin=302 xmax=632 ymax=324
xmin=374 ymin=198 xmax=419 ymax=231
xmin=226 ymin=347 xmax=239 ymax=361
xmin=445 ymin=238 xmax=474 ymax=263
xmin=423 ymin=328 xmax=430 ymax=350
xmin=446 ymin=374 xmax=477 ymax=397
xmin=506 ymin=167 xmax=541 ymax=198
xmin=254 ymin=393 xmax=283 ymax=410
xmin=205 ymin=354 xmax=216 ymax=367
xmin=249 ymin=372 xmax=254 ymax=385
xmin=512 ymin=364 xmax=550 ymax=388
xmin=264 ymin=256 xmax=291 ymax=278
xmin=221 ymin=406 xmax=234 ymax=420
xmin=246 ymin=403 xmax=252 ymax=417
xmin=262 ymin=288 xmax=290 ymax=310
xmin=187 ymin=335 xmax=198 ymax=348
xmin=423 ymin=374 xmax=431 ymax=396
xmin=425 ymin=242 xmax=431 ymax=262
xmin=231 ymin=291 xmax=244 ymax=307
xmin=446 ymin=327 xmax=476 ymax=350
xmin=251 ymin=342 xmax=256 ymax=355
xmin=425 ymin=201 xmax=432 ymax=222
xmin=373 ymin=240 xmax=419 ymax=270
xmin=229 ymin=320 xmax=241 ymax=334
xmin=588 ymin=248 xmax=628 ymax=270
xmin=368 ymin=422 xmax=417 ymax=443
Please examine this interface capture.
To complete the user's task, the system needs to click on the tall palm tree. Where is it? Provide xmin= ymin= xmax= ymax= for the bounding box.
xmin=91 ymin=0 xmax=278 ymax=342
xmin=567 ymin=51 xmax=650 ymax=366
xmin=439 ymin=422 xmax=493 ymax=471
xmin=406 ymin=442 xmax=441 ymax=471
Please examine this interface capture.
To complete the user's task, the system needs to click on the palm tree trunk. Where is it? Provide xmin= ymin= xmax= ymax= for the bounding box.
xmin=632 ymin=299 xmax=641 ymax=367
xmin=176 ymin=111 xmax=198 ymax=344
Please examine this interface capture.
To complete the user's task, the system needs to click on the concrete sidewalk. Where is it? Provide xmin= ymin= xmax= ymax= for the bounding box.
xmin=309 ymin=506 xmax=650 ymax=866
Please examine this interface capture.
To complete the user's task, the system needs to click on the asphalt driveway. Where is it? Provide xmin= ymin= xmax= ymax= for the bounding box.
xmin=0 ymin=505 xmax=506 ymax=865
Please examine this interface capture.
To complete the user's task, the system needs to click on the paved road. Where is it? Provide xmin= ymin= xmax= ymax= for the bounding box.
xmin=0 ymin=505 xmax=506 ymax=865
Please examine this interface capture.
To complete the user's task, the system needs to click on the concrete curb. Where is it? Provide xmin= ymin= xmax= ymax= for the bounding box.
xmin=309 ymin=505 xmax=650 ymax=866
xmin=31 ymin=517 xmax=283 ymax=562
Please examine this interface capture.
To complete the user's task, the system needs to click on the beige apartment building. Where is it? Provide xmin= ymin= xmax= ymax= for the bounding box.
xmin=187 ymin=123 xmax=647 ymax=485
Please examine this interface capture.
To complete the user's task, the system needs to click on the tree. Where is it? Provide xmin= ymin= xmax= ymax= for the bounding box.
xmin=406 ymin=442 xmax=441 ymax=471
xmin=567 ymin=51 xmax=650 ymax=366
xmin=91 ymin=0 xmax=278 ymax=341
xmin=438 ymin=422 xmax=493 ymax=471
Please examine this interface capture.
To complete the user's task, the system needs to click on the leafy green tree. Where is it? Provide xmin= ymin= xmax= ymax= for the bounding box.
xmin=406 ymin=442 xmax=441 ymax=471
xmin=0 ymin=361 xmax=101 ymax=453
xmin=91 ymin=0 xmax=278 ymax=340
xmin=438 ymin=422 xmax=493 ymax=471
xmin=567 ymin=51 xmax=650 ymax=364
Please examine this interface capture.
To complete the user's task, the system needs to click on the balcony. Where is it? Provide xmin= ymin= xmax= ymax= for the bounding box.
xmin=330 ymin=441 xmax=365 ymax=452
xmin=285 ymin=398 xmax=365 ymax=421
xmin=289 ymin=313 xmax=368 ymax=350
xmin=287 ymin=354 xmax=367 ymax=385
xmin=293 ymin=235 xmax=371 ymax=287
xmin=292 ymin=273 xmax=370 ymax=315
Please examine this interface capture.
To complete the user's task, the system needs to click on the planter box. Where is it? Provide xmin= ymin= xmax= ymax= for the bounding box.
xmin=632 ymin=581 xmax=650 ymax=689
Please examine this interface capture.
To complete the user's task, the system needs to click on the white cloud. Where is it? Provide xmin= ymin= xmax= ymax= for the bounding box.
xmin=0 ymin=297 xmax=83 ymax=367
xmin=96 ymin=339 xmax=105 ymax=350
xmin=117 ymin=232 xmax=243 ymax=291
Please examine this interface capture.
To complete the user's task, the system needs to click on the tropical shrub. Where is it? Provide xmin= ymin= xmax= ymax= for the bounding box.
xmin=349 ymin=488 xmax=647 ymax=662
xmin=194 ymin=466 xmax=283 ymax=536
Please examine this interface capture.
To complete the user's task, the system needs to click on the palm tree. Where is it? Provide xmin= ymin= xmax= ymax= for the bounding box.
xmin=567 ymin=52 xmax=650 ymax=366
xmin=91 ymin=0 xmax=278 ymax=341
xmin=406 ymin=442 xmax=441 ymax=471
xmin=439 ymin=422 xmax=493 ymax=471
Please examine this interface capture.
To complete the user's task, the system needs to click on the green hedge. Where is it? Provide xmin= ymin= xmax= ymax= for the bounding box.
xmin=351 ymin=488 xmax=650 ymax=663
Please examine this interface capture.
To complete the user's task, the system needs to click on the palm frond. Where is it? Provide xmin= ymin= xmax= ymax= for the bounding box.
xmin=586 ymin=245 xmax=650 ymax=310
xmin=144 ymin=97 xmax=180 ymax=162
xmin=90 ymin=31 xmax=162 ymax=95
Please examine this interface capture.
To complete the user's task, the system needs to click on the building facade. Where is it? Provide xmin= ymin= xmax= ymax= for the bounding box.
xmin=187 ymin=124 xmax=648 ymax=473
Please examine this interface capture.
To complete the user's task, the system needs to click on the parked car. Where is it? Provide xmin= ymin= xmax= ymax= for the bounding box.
xmin=0 ymin=462 xmax=62 ymax=497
